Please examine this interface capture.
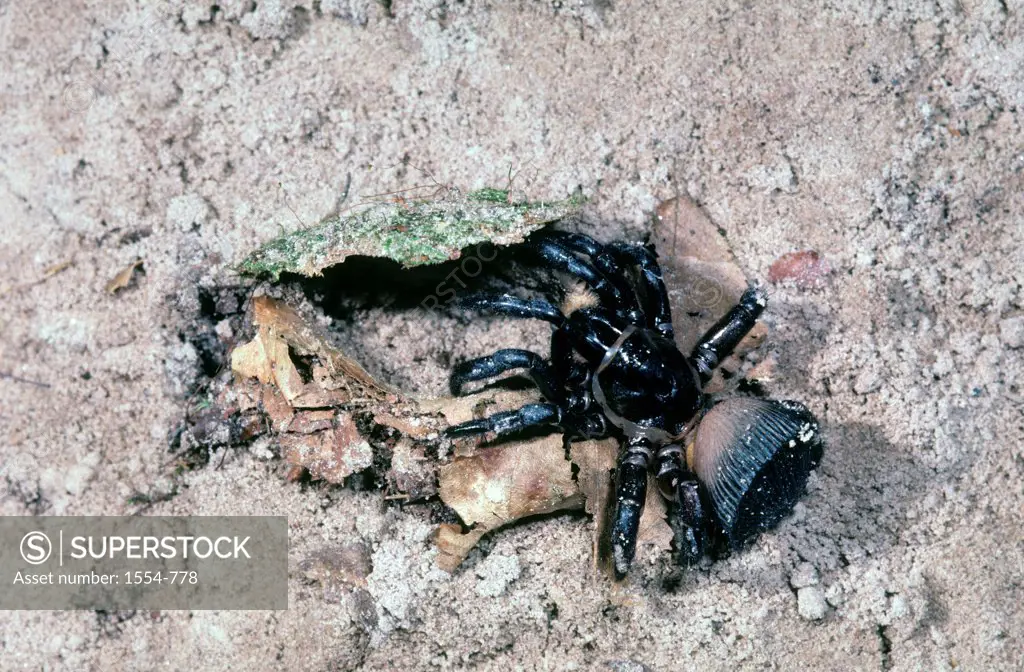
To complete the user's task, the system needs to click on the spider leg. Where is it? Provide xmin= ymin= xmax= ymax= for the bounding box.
xmin=611 ymin=436 xmax=654 ymax=579
xmin=607 ymin=242 xmax=675 ymax=340
xmin=526 ymin=238 xmax=628 ymax=310
xmin=538 ymin=232 xmax=673 ymax=338
xmin=459 ymin=293 xmax=565 ymax=325
xmin=689 ymin=286 xmax=767 ymax=382
xmin=654 ymin=444 xmax=708 ymax=567
xmin=535 ymin=232 xmax=642 ymax=321
xmin=445 ymin=402 xmax=562 ymax=439
xmin=450 ymin=348 xmax=563 ymax=402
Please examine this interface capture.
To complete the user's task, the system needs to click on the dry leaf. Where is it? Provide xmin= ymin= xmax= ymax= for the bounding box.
xmin=231 ymin=332 xmax=275 ymax=384
xmin=388 ymin=438 xmax=437 ymax=500
xmin=654 ymin=196 xmax=770 ymax=395
xmin=635 ymin=480 xmax=674 ymax=555
xmin=568 ymin=439 xmax=618 ymax=573
xmin=438 ymin=434 xmax=582 ymax=529
xmin=373 ymin=412 xmax=434 ymax=439
xmin=280 ymin=411 xmax=373 ymax=483
xmin=105 ymin=259 xmax=144 ymax=294
xmin=419 ymin=388 xmax=541 ymax=428
xmin=252 ymin=296 xmax=395 ymax=400
xmin=299 ymin=542 xmax=373 ymax=601
xmin=435 ymin=434 xmax=584 ymax=569
xmin=230 ymin=327 xmax=307 ymax=402
xmin=287 ymin=410 xmax=335 ymax=434
xmin=653 ymin=197 xmax=749 ymax=353
xmin=260 ymin=387 xmax=294 ymax=433
xmin=568 ymin=440 xmax=673 ymax=578
xmin=434 ymin=524 xmax=488 ymax=573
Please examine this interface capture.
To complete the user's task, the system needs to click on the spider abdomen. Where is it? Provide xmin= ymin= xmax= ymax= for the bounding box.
xmin=690 ymin=398 xmax=823 ymax=547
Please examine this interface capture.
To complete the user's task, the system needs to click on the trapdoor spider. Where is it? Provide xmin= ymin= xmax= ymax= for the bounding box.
xmin=446 ymin=231 xmax=823 ymax=578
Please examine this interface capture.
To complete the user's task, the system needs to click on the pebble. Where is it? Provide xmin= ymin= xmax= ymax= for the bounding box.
xmin=853 ymin=368 xmax=882 ymax=394
xmin=798 ymin=586 xmax=828 ymax=620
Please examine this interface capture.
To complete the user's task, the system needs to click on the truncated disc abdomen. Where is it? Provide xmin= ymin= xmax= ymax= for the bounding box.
xmin=691 ymin=398 xmax=823 ymax=547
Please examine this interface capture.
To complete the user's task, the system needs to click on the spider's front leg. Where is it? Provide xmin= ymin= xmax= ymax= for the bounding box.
xmin=610 ymin=436 xmax=654 ymax=579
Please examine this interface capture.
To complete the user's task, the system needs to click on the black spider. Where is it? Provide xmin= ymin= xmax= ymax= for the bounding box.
xmin=445 ymin=231 xmax=823 ymax=578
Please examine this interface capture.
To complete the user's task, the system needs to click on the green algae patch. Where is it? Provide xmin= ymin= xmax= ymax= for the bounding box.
xmin=238 ymin=188 xmax=581 ymax=279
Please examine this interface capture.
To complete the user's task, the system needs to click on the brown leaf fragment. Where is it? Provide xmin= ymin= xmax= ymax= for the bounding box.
xmin=653 ymin=197 xmax=750 ymax=353
xmin=260 ymin=387 xmax=294 ymax=433
xmin=388 ymin=438 xmax=437 ymax=500
xmin=569 ymin=439 xmax=618 ymax=575
xmin=569 ymin=440 xmax=673 ymax=578
xmin=231 ymin=333 xmax=275 ymax=385
xmin=635 ymin=478 xmax=673 ymax=556
xmin=288 ymin=388 xmax=352 ymax=409
xmin=280 ymin=412 xmax=373 ymax=483
xmin=262 ymin=330 xmax=306 ymax=402
xmin=252 ymin=296 xmax=396 ymax=400
xmin=419 ymin=388 xmax=541 ymax=428
xmin=433 ymin=524 xmax=488 ymax=573
xmin=438 ymin=434 xmax=582 ymax=529
xmin=230 ymin=327 xmax=304 ymax=401
xmin=232 ymin=327 xmax=351 ymax=407
xmin=374 ymin=411 xmax=435 ymax=439
xmin=299 ymin=542 xmax=373 ymax=601
xmin=435 ymin=434 xmax=584 ymax=569
xmin=287 ymin=409 xmax=335 ymax=434
xmin=105 ymin=259 xmax=144 ymax=294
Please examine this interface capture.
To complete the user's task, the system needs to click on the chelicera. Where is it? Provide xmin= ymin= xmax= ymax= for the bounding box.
xmin=446 ymin=231 xmax=823 ymax=578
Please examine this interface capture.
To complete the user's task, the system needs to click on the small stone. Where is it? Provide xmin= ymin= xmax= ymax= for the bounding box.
xmin=890 ymin=594 xmax=909 ymax=619
xmin=853 ymin=368 xmax=882 ymax=394
xmin=790 ymin=562 xmax=820 ymax=589
xmin=798 ymin=585 xmax=828 ymax=620
xmin=999 ymin=316 xmax=1024 ymax=349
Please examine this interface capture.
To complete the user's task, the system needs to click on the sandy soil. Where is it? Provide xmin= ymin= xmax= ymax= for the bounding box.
xmin=1 ymin=1 xmax=1022 ymax=670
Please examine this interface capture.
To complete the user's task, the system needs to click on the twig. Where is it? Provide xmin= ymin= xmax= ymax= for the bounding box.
xmin=0 ymin=371 xmax=50 ymax=388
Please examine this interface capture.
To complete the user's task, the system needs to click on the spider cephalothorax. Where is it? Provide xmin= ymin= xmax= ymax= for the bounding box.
xmin=446 ymin=231 xmax=823 ymax=578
